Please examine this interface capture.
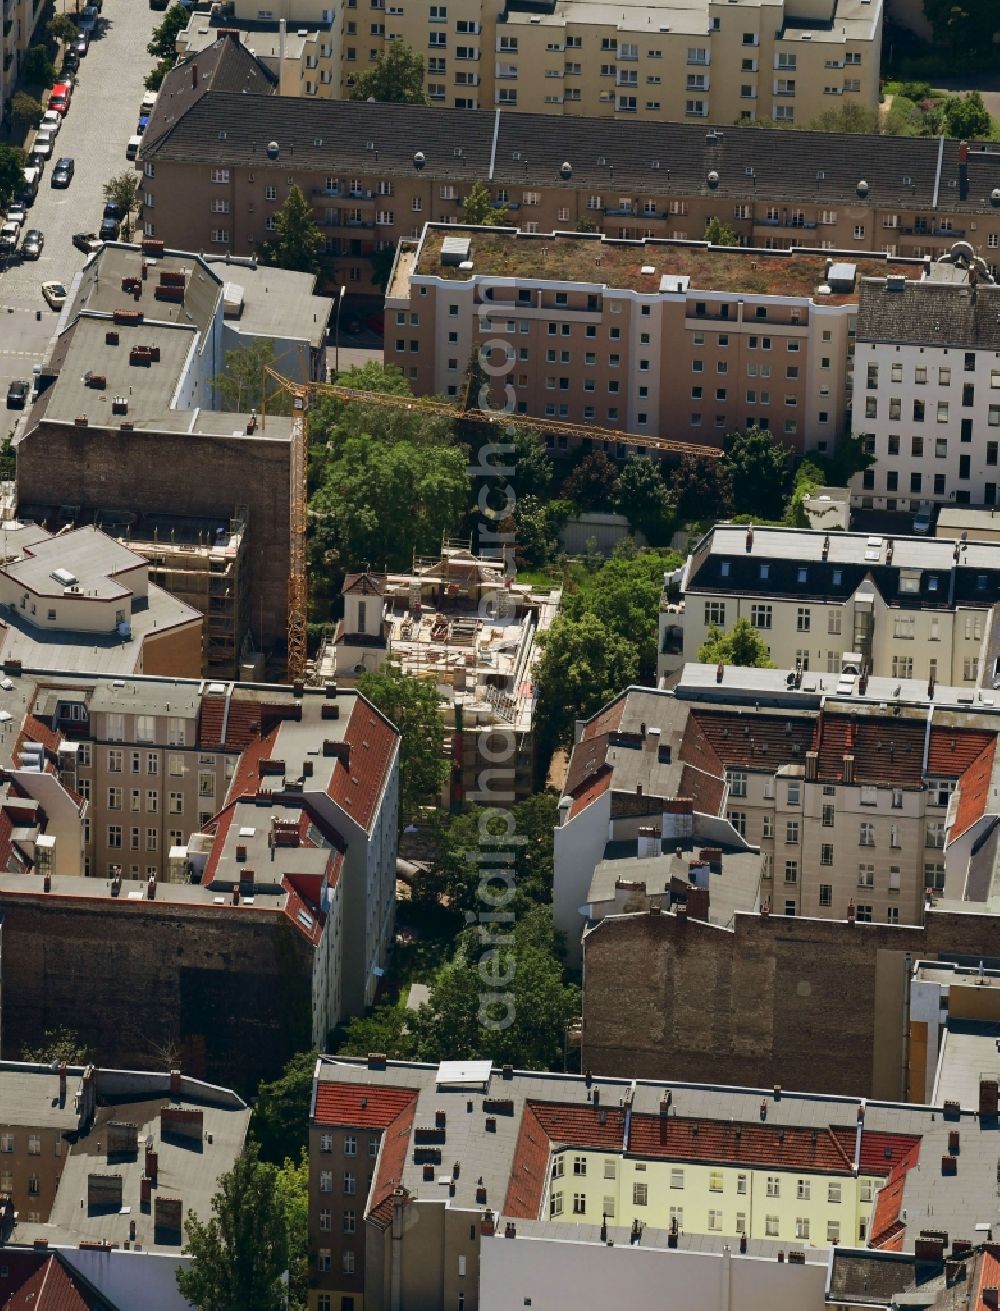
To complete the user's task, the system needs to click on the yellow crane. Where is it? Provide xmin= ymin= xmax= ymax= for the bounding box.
xmin=260 ymin=367 xmax=724 ymax=681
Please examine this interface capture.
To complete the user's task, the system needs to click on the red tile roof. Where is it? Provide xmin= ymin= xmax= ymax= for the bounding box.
xmin=814 ymin=714 xmax=926 ymax=787
xmin=312 ymin=1082 xmax=419 ymax=1130
xmin=368 ymin=1098 xmax=418 ymax=1229
xmin=504 ymin=1104 xmax=553 ymax=1219
xmin=629 ymin=1115 xmax=853 ymax=1172
xmin=868 ymin=1161 xmax=911 ymax=1250
xmin=14 ymin=713 xmax=63 ymax=763
xmin=678 ymin=763 xmax=725 ymax=816
xmin=563 ymin=732 xmax=612 ymax=796
xmin=976 ymin=1249 xmax=1000 ymax=1311
xmin=581 ymin=696 xmax=626 ymax=742
xmin=927 ymin=728 xmax=997 ymax=776
xmin=226 ymin=725 xmax=280 ymax=806
xmin=951 ymin=740 xmax=997 ymax=840
xmin=568 ymin=766 xmax=612 ymax=819
xmin=688 ymin=710 xmax=815 ymax=773
xmin=0 ymin=1252 xmax=110 ymax=1311
xmin=326 ymin=699 xmax=398 ymax=833
xmin=533 ymin=1102 xmax=626 ymax=1152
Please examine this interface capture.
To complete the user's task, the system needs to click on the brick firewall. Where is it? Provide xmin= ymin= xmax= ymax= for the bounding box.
xmin=0 ymin=893 xmax=314 ymax=1092
xmin=582 ymin=909 xmax=1000 ymax=1100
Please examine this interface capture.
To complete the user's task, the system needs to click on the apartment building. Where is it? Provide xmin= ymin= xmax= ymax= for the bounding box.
xmin=388 ymin=225 xmax=923 ymax=447
xmin=0 ymin=671 xmax=399 ymax=1081
xmin=0 ymin=1062 xmax=248 ymax=1246
xmin=855 ymin=257 xmax=1000 ymax=512
xmin=308 ymin=1055 xmax=999 ymax=1311
xmin=554 ymin=673 xmax=1000 ymax=968
xmin=0 ymin=521 xmax=201 ymax=678
xmin=137 ymin=61 xmax=1000 ymax=295
xmin=329 ymin=547 xmax=559 ymax=803
xmin=665 ymin=523 xmax=997 ymax=684
xmin=0 ymin=0 xmax=47 ymax=118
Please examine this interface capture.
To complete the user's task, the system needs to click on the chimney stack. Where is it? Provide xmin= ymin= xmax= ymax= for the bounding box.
xmin=58 ymin=1062 xmax=67 ymax=1108
xmin=959 ymin=140 xmax=969 ymax=202
xmin=805 ymin=751 xmax=817 ymax=782
xmin=842 ymin=754 xmax=855 ymax=785
xmin=192 ymin=63 xmax=199 ymax=89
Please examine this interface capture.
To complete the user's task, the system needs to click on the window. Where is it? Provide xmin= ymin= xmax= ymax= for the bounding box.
xmin=787 ymin=782 xmax=801 ymax=805
xmin=821 ymin=843 xmax=833 ymax=866
xmin=765 ymin=1215 xmax=779 ymax=1236
xmin=828 ymin=610 xmax=842 ymax=636
xmin=827 ymin=1220 xmax=841 ymax=1243
xmin=108 ymin=826 xmax=122 ymax=849
xmin=736 ymin=1174 xmax=747 ymax=1195
xmin=704 ymin=601 xmax=726 ymax=626
xmin=573 ymin=1155 xmax=586 ymax=1176
xmin=784 ymin=860 xmax=798 ymax=884
xmin=729 ymin=811 xmax=747 ymax=838
xmin=344 ymin=1172 xmax=356 ymax=1194
xmin=708 ymin=1171 xmax=723 ymax=1192
xmin=319 ymin=1208 xmax=331 ymax=1231
xmin=729 ymin=771 xmax=747 ymax=798
xmin=549 ymin=1191 xmax=563 ymax=1216
xmin=786 ymin=821 xmax=800 ymax=845
xmin=795 ymin=1217 xmax=810 ymax=1239
xmin=343 ymin=1209 xmax=356 ymax=1233
xmin=108 ymin=786 xmax=122 ymax=810
xmin=856 ymin=905 xmax=873 ymax=922
xmin=572 ymin=1193 xmax=586 ymax=1214
xmin=708 ymin=1209 xmax=723 ymax=1231
xmin=819 ymin=883 xmax=833 ymax=907
xmin=670 ymin=1168 xmax=685 ymax=1189
xmin=859 ymin=825 xmax=876 ymax=852
xmin=210 ymin=168 xmax=230 ymax=184
xmin=751 ymin=603 xmax=772 ymax=630
xmin=633 ymin=1182 xmax=647 ymax=1206
xmin=796 ymin=607 xmax=810 ymax=632
xmin=342 ymin=1251 xmax=355 ymax=1274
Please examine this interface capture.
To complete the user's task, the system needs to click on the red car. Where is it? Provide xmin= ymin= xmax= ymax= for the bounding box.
xmin=49 ymin=82 xmax=72 ymax=115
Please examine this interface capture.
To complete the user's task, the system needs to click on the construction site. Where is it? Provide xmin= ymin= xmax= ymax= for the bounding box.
xmin=323 ymin=544 xmax=560 ymax=803
xmin=16 ymin=504 xmax=256 ymax=680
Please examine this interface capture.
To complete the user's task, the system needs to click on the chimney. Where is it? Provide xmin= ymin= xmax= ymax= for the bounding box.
xmin=739 ymin=1232 xmax=747 ymax=1254
xmin=847 ymin=899 xmax=857 ymax=923
xmin=169 ymin=1069 xmax=181 ymax=1097
xmin=984 ymin=1289 xmax=1000 ymax=1310
xmin=842 ymin=754 xmax=855 ymax=785
xmin=959 ymin=139 xmax=969 ymax=201
xmin=979 ymin=1078 xmax=998 ymax=1118
xmin=745 ymin=526 xmax=754 ymax=553
xmin=192 ymin=63 xmax=199 ymax=89
xmin=140 ymin=1176 xmax=152 ymax=1208
xmin=822 ymin=534 xmax=830 ymax=561
xmin=716 ymin=660 xmax=724 ymax=684
xmin=58 ymin=1062 xmax=67 ymax=1107
xmin=145 ymin=1148 xmax=158 ymax=1187
xmin=805 ymin=751 xmax=817 ymax=782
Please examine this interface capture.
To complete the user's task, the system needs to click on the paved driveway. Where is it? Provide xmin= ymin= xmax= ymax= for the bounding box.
xmin=0 ymin=0 xmax=158 ymax=434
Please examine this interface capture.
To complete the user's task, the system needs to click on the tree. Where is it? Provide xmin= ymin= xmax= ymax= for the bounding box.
xmin=213 ymin=340 xmax=290 ymax=415
xmin=11 ymin=93 xmax=44 ymax=130
xmin=613 ymin=454 xmax=674 ymax=545
xmin=47 ymin=14 xmax=77 ymax=44
xmin=274 ymin=1152 xmax=308 ymax=1311
xmin=23 ymin=46 xmax=54 ymax=88
xmin=943 ymin=91 xmax=992 ymax=140
xmin=104 ymin=171 xmax=141 ymax=235
xmin=251 ymin=1050 xmax=316 ymax=1165
xmin=826 ymin=430 xmax=874 ymax=486
xmin=704 ymin=216 xmax=740 ymax=246
xmin=666 ymin=455 xmax=733 ymax=523
xmin=508 ymin=495 xmax=570 ymax=570
xmin=357 ymin=664 xmax=449 ymax=824
xmin=21 ymin=1026 xmax=95 ymax=1065
xmin=148 ymin=5 xmax=189 ymax=61
xmin=698 ymin=619 xmax=774 ymax=668
xmin=563 ymin=547 xmax=681 ymax=685
xmin=560 ymin=451 xmax=620 ymax=511
xmin=259 ymin=185 xmax=323 ymax=274
xmin=329 ymin=359 xmax=413 ymax=394
xmin=808 ymin=103 xmax=880 ymax=134
xmin=535 ymin=611 xmax=638 ymax=751
xmin=722 ymin=426 xmax=792 ymax=520
xmin=176 ymin=1140 xmax=288 ymax=1311
xmin=350 ymin=40 xmax=428 ymax=105
xmin=461 ymin=180 xmax=507 ymax=226
xmin=0 ymin=146 xmax=25 ymax=211
xmin=369 ymin=244 xmax=397 ymax=292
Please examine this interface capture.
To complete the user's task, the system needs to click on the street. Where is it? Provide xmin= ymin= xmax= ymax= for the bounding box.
xmin=0 ymin=0 xmax=158 ymax=433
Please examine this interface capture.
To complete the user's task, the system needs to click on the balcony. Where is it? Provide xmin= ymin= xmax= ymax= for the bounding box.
xmin=310 ymin=186 xmax=374 ymax=201
xmin=900 ymin=224 xmax=966 ymax=238
xmin=756 ymin=216 xmax=817 ymax=230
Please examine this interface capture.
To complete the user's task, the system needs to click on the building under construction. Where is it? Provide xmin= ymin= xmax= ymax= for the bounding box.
xmin=326 ymin=543 xmax=560 ymax=804
xmin=17 ymin=504 xmax=255 ymax=680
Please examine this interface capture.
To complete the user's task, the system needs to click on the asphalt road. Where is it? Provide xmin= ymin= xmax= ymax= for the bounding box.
xmin=0 ymin=0 xmax=158 ymax=434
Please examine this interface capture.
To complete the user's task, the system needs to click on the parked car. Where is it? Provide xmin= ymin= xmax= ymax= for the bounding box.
xmin=26 ymin=150 xmax=47 ymax=173
xmin=41 ymin=281 xmax=67 ymax=310
xmin=913 ymin=507 xmax=932 ymax=535
xmin=62 ymin=47 xmax=79 ymax=72
xmin=39 ymin=109 xmax=61 ymax=137
xmin=0 ymin=221 xmax=19 ymax=253
xmin=5 ymin=380 xmax=28 ymax=410
xmin=48 ymin=82 xmax=72 ymax=114
xmin=21 ymin=229 xmax=43 ymax=259
xmin=51 ymin=157 xmax=74 ymax=188
xmin=136 ymin=114 xmax=150 ymax=136
xmin=6 ymin=204 xmax=25 ymax=228
xmin=79 ymin=6 xmax=98 ymax=29
xmin=71 ymin=232 xmax=103 ymax=253
xmin=31 ymin=132 xmax=54 ymax=161
xmin=99 ymin=215 xmax=120 ymax=240
xmin=140 ymin=90 xmax=157 ymax=113
xmin=74 ymin=32 xmax=89 ymax=55
xmin=126 ymin=134 xmax=142 ymax=161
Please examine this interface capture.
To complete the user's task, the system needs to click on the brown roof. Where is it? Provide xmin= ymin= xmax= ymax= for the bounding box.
xmin=952 ymin=740 xmax=997 ymax=840
xmin=143 ymin=33 xmax=276 ymax=151
xmin=687 ymin=709 xmax=815 ymax=772
xmin=343 ymin=572 xmax=386 ymax=597
xmin=0 ymin=1252 xmax=116 ymax=1311
xmin=326 ymin=698 xmax=398 ymax=833
xmin=813 ymin=714 xmax=926 ymax=787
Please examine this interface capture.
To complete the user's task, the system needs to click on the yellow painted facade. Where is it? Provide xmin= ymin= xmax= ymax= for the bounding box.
xmin=545 ymin=1149 xmax=881 ymax=1248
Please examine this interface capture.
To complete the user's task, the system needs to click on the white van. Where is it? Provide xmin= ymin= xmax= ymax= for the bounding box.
xmin=126 ymin=134 xmax=142 ymax=161
xmin=140 ymin=90 xmax=157 ymax=113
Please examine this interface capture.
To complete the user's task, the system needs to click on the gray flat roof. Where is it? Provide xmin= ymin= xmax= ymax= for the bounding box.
xmin=4 ymin=527 xmax=142 ymax=602
xmin=0 ymin=1067 xmax=82 ymax=1130
xmin=934 ymin=1021 xmax=1000 ymax=1108
xmin=206 ymin=258 xmax=332 ymax=349
xmin=75 ymin=245 xmax=221 ymax=336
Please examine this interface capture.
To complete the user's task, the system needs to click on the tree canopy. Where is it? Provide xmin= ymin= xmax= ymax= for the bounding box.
xmin=350 ymin=40 xmax=428 ymax=104
xmin=10 ymin=93 xmax=44 ymax=130
xmin=943 ymin=91 xmax=992 ymax=139
xmin=722 ymin=426 xmax=792 ymax=520
xmin=274 ymin=1152 xmax=308 ymax=1311
xmin=23 ymin=45 xmax=54 ymax=88
xmin=535 ymin=610 xmax=639 ymax=751
xmin=698 ymin=619 xmax=774 ymax=668
xmin=358 ymin=664 xmax=449 ymax=823
xmin=146 ymin=5 xmax=188 ymax=86
xmin=704 ymin=216 xmax=740 ymax=246
xmin=176 ymin=1141 xmax=288 ymax=1311
xmin=259 ymin=185 xmax=323 ymax=274
xmin=21 ymin=1026 xmax=95 ymax=1065
xmin=461 ymin=180 xmax=507 ymax=225
xmin=251 ymin=1049 xmax=316 ymax=1166
xmin=560 ymin=451 xmax=620 ymax=511
xmin=614 ymin=454 xmax=674 ymax=545
xmin=214 ymin=340 xmax=290 ymax=416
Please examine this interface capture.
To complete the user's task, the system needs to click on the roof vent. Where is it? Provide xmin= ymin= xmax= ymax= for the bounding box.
xmin=707 ymin=170 xmax=719 ymax=189
xmin=413 ymin=150 xmax=426 ymax=170
xmin=856 ymin=179 xmax=870 ymax=197
xmin=992 ymin=188 xmax=1000 ymax=207
xmin=265 ymin=141 xmax=279 ymax=160
xmin=560 ymin=160 xmax=572 ymax=178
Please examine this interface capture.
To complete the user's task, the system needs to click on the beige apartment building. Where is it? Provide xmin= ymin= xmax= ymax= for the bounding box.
xmin=386 ymin=224 xmax=923 ymax=448
xmin=138 ymin=48 xmax=1000 ymax=295
xmin=191 ymin=0 xmax=880 ymax=123
xmin=0 ymin=0 xmax=46 ymax=117
xmin=665 ymin=524 xmax=997 ymax=684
